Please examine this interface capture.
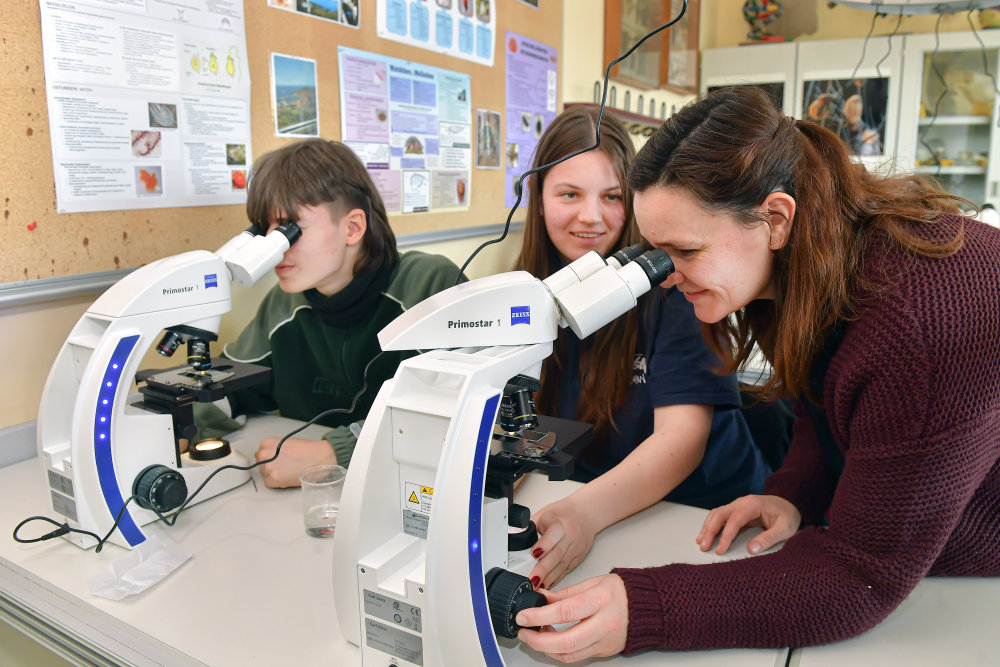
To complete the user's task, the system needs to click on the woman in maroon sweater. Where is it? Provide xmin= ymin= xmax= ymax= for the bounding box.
xmin=516 ymin=86 xmax=1000 ymax=660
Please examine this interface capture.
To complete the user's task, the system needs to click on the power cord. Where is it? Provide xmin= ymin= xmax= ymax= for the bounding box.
xmin=13 ymin=351 xmax=384 ymax=552
xmin=452 ymin=0 xmax=688 ymax=285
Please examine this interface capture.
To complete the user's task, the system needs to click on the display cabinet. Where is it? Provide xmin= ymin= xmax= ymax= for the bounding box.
xmin=896 ymin=30 xmax=1000 ymax=209
xmin=702 ymin=31 xmax=1000 ymax=208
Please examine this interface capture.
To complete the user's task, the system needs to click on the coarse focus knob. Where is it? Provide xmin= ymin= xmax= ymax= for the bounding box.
xmin=509 ymin=503 xmax=532 ymax=529
xmin=133 ymin=465 xmax=188 ymax=513
xmin=485 ymin=567 xmax=546 ymax=638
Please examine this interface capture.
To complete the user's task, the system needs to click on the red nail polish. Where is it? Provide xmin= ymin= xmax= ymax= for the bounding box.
xmin=531 ymin=576 xmax=540 ymax=588
xmin=532 ymin=547 xmax=543 ymax=559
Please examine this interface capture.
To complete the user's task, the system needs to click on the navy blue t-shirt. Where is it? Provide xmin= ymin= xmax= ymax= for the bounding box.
xmin=558 ymin=287 xmax=770 ymax=509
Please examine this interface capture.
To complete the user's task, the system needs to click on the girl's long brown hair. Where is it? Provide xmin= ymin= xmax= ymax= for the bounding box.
xmin=628 ymin=86 xmax=963 ymax=400
xmin=515 ymin=107 xmax=643 ymax=439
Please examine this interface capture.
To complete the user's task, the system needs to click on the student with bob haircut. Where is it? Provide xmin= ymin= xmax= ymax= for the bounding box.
xmin=515 ymin=86 xmax=1000 ymax=662
xmin=516 ymin=105 xmax=771 ymax=591
xmin=195 ymin=138 xmax=463 ymax=488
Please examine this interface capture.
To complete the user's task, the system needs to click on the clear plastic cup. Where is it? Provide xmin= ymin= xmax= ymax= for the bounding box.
xmin=299 ymin=464 xmax=347 ymax=538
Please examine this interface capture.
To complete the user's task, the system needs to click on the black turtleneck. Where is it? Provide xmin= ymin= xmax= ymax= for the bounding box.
xmin=303 ymin=254 xmax=397 ymax=327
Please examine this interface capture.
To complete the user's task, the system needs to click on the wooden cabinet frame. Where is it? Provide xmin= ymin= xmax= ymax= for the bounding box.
xmin=603 ymin=0 xmax=700 ymax=94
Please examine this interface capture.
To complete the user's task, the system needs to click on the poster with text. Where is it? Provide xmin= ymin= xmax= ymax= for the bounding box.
xmin=338 ymin=46 xmax=472 ymax=214
xmin=377 ymin=0 xmax=495 ymax=67
xmin=38 ymin=0 xmax=252 ymax=213
xmin=505 ymin=33 xmax=557 ymax=208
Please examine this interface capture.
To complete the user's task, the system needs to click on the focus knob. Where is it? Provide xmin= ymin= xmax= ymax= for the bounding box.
xmin=485 ymin=567 xmax=545 ymax=639
xmin=133 ymin=465 xmax=188 ymax=513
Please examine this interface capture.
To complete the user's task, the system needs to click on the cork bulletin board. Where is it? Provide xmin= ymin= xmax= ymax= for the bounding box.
xmin=0 ymin=0 xmax=562 ymax=285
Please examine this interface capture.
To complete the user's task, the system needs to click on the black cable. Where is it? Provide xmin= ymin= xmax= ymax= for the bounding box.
xmin=849 ymin=10 xmax=880 ymax=85
xmin=965 ymin=9 xmax=1000 ymax=128
xmin=155 ymin=349 xmax=385 ymax=528
xmin=14 ymin=494 xmax=143 ymax=553
xmin=918 ymin=13 xmax=949 ymax=177
xmin=452 ymin=0 xmax=689 ymax=285
xmin=874 ymin=12 xmax=904 ymax=81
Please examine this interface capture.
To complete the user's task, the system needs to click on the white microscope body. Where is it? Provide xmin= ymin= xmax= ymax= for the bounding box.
xmin=332 ymin=247 xmax=672 ymax=666
xmin=36 ymin=224 xmax=299 ymax=549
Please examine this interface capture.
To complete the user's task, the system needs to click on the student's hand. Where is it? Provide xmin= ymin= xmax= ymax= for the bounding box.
xmin=528 ymin=495 xmax=600 ymax=589
xmin=516 ymin=574 xmax=628 ymax=662
xmin=696 ymin=494 xmax=800 ymax=556
xmin=253 ymin=437 xmax=337 ymax=488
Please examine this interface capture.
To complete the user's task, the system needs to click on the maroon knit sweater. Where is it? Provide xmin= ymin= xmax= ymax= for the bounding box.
xmin=613 ymin=214 xmax=1000 ymax=652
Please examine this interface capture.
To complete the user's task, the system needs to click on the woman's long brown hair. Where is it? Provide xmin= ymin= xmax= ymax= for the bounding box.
xmin=514 ymin=107 xmax=643 ymax=439
xmin=628 ymin=86 xmax=963 ymax=400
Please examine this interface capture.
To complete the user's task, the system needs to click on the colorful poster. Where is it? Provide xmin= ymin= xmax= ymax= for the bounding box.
xmin=377 ymin=0 xmax=496 ymax=67
xmin=338 ymin=46 xmax=472 ymax=214
xmin=38 ymin=0 xmax=252 ymax=213
xmin=504 ymin=33 xmax=558 ymax=208
xmin=267 ymin=0 xmax=360 ymax=28
xmin=271 ymin=54 xmax=319 ymax=137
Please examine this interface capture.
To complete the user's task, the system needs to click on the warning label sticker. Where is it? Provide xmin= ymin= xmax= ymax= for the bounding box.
xmin=404 ymin=482 xmax=434 ymax=515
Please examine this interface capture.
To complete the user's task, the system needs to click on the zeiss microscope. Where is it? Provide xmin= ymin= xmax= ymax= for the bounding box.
xmin=332 ymin=245 xmax=672 ymax=666
xmin=36 ymin=223 xmax=300 ymax=549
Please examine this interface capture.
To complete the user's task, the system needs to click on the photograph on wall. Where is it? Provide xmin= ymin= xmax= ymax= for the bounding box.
xmin=802 ymin=77 xmax=888 ymax=157
xmin=271 ymin=53 xmax=319 ymax=137
xmin=476 ymin=109 xmax=501 ymax=168
xmin=268 ymin=0 xmax=360 ymax=28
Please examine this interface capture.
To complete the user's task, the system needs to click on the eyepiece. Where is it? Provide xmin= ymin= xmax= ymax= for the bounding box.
xmin=609 ymin=243 xmax=647 ymax=268
xmin=273 ymin=221 xmax=301 ymax=247
xmin=632 ymin=248 xmax=674 ymax=285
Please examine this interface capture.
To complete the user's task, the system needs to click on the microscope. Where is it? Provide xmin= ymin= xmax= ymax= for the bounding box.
xmin=36 ymin=223 xmax=300 ymax=549
xmin=332 ymin=244 xmax=672 ymax=666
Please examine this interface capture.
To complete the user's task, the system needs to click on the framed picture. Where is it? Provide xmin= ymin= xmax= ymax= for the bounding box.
xmin=603 ymin=0 xmax=699 ymax=94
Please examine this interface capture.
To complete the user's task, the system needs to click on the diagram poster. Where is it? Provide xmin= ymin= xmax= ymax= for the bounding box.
xmin=338 ymin=46 xmax=472 ymax=214
xmin=504 ymin=33 xmax=557 ymax=208
xmin=377 ymin=0 xmax=496 ymax=67
xmin=38 ymin=0 xmax=252 ymax=213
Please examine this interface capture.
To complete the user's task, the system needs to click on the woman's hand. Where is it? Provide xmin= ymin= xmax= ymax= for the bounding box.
xmin=528 ymin=495 xmax=600 ymax=590
xmin=516 ymin=574 xmax=629 ymax=663
xmin=253 ymin=437 xmax=337 ymax=488
xmin=696 ymin=494 xmax=801 ymax=555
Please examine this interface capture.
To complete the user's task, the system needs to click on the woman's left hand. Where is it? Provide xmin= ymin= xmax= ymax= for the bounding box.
xmin=515 ymin=574 xmax=629 ymax=663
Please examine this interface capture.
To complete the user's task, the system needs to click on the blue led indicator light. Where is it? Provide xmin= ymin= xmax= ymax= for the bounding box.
xmin=470 ymin=539 xmax=480 ymax=552
xmin=94 ymin=335 xmax=146 ymax=547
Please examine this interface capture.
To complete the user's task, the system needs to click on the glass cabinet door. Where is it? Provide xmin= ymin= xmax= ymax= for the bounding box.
xmin=898 ymin=31 xmax=1000 ymax=209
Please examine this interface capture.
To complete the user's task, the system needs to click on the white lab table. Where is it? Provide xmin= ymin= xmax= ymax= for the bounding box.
xmin=787 ymin=576 xmax=1000 ymax=667
xmin=0 ymin=415 xmax=787 ymax=666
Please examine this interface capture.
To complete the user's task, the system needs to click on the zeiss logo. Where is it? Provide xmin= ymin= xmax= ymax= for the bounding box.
xmin=204 ymin=274 xmax=218 ymax=288
xmin=510 ymin=306 xmax=530 ymax=326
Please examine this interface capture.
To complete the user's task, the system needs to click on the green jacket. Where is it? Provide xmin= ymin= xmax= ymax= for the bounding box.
xmin=194 ymin=251 xmax=463 ymax=466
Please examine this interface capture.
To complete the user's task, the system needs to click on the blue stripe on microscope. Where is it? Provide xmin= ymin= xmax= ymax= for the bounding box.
xmin=94 ymin=334 xmax=146 ymax=547
xmin=470 ymin=393 xmax=503 ymax=666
